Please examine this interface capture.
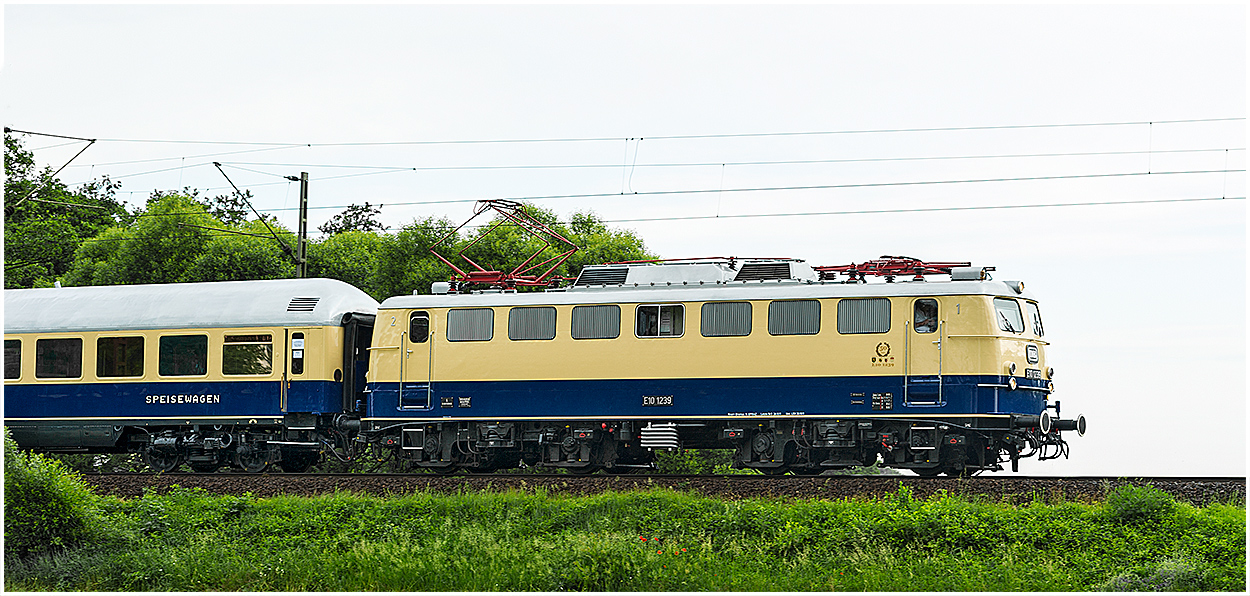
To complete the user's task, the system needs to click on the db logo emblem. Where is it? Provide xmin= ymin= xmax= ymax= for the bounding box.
xmin=876 ymin=343 xmax=891 ymax=357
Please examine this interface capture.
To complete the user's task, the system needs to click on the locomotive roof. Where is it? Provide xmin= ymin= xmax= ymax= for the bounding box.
xmin=380 ymin=278 xmax=1038 ymax=310
xmin=4 ymin=278 xmax=379 ymax=334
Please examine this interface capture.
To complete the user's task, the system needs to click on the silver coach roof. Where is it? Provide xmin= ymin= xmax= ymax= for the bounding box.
xmin=381 ymin=279 xmax=1037 ymax=310
xmin=4 ymin=278 xmax=379 ymax=334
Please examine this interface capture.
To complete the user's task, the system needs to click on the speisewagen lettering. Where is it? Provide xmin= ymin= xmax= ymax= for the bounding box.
xmin=145 ymin=394 xmax=222 ymax=404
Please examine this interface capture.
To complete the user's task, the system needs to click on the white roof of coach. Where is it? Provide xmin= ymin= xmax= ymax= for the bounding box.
xmin=4 ymin=278 xmax=379 ymax=334
xmin=380 ymin=278 xmax=1037 ymax=310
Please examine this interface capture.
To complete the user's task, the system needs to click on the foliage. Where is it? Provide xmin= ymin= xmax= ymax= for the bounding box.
xmin=319 ymin=202 xmax=387 ymax=236
xmin=1103 ymin=483 xmax=1177 ymax=524
xmin=62 ymin=195 xmax=297 ymax=286
xmin=5 ymin=483 xmax=1244 ymax=591
xmin=149 ymin=186 xmax=254 ymax=226
xmin=4 ymin=133 xmax=129 ymax=289
xmin=306 ymin=231 xmax=383 ymax=294
xmin=3 ymin=429 xmax=107 ymax=559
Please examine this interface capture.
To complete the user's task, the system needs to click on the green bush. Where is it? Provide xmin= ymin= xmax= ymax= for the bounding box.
xmin=3 ymin=428 xmax=106 ymax=558
xmin=1104 ymin=484 xmax=1176 ymax=524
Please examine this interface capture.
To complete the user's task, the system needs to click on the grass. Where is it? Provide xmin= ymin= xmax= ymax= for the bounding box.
xmin=5 ymin=483 xmax=1244 ymax=591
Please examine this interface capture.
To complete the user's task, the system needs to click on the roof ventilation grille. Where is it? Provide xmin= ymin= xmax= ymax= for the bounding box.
xmin=733 ymin=262 xmax=792 ymax=282
xmin=575 ymin=267 xmax=629 ymax=287
xmin=287 ymin=297 xmax=320 ymax=312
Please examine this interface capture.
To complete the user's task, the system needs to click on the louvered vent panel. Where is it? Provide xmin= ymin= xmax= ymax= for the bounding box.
xmin=287 ymin=297 xmax=320 ymax=312
xmin=734 ymin=262 xmax=792 ymax=281
xmin=575 ymin=267 xmax=629 ymax=286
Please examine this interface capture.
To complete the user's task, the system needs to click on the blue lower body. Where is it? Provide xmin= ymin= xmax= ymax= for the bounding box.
xmin=4 ymin=379 xmax=343 ymax=421
xmin=364 ymin=375 xmax=1047 ymax=421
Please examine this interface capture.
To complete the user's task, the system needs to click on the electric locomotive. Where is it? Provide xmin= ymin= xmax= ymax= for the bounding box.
xmin=3 ymin=278 xmax=377 ymax=472
xmin=363 ymin=256 xmax=1086 ymax=476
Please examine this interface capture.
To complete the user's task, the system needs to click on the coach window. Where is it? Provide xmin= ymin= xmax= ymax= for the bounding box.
xmin=509 ymin=307 xmax=557 ymax=341
xmin=571 ymin=305 xmax=620 ymax=340
xmin=159 ymin=335 xmax=208 ymax=376
xmin=5 ymin=339 xmax=20 ymax=380
xmin=447 ymin=308 xmax=494 ymax=342
xmin=35 ymin=338 xmax=83 ymax=379
xmin=769 ymin=300 xmax=821 ymax=335
xmin=97 ymin=336 xmax=145 ymax=378
xmin=409 ymin=311 xmax=430 ymax=343
xmin=1026 ymin=302 xmax=1044 ymax=337
xmin=913 ymin=299 xmax=938 ymax=334
xmin=836 ymin=298 xmax=890 ymax=334
xmin=223 ymin=334 xmax=273 ymax=375
xmin=993 ymin=298 xmax=1025 ymax=334
xmin=636 ymin=304 xmax=684 ymax=338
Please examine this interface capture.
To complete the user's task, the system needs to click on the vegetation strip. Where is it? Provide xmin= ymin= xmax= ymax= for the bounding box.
xmin=7 ymin=433 xmax=1245 ymax=592
xmin=80 ymin=472 xmax=1246 ymax=507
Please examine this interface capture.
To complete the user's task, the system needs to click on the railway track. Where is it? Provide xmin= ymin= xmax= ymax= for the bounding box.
xmin=81 ymin=473 xmax=1245 ymax=506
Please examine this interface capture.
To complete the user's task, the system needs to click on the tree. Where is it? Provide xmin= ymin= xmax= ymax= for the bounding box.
xmin=318 ymin=202 xmax=387 ymax=236
xmin=369 ymin=216 xmax=461 ymax=300
xmin=149 ymin=187 xmax=253 ymax=226
xmin=62 ymin=194 xmax=298 ymax=286
xmin=306 ymin=230 xmax=383 ymax=294
xmin=4 ymin=133 xmax=129 ymax=288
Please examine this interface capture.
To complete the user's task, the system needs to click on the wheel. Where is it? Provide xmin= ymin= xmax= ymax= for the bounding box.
xmin=235 ymin=447 xmax=270 ymax=473
xmin=279 ymin=449 xmax=320 ymax=473
xmin=431 ymin=464 xmax=461 ymax=475
xmin=760 ymin=466 xmax=790 ymax=476
xmin=189 ymin=463 xmax=221 ymax=473
xmin=143 ymin=450 xmax=181 ymax=473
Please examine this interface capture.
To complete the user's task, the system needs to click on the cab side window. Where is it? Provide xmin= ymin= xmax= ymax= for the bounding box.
xmin=913 ymin=299 xmax=938 ymax=334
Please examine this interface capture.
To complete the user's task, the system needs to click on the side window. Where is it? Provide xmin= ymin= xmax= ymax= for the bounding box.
xmin=913 ymin=299 xmax=938 ymax=334
xmin=571 ymin=305 xmax=621 ymax=340
xmin=994 ymin=298 xmax=1025 ymax=333
xmin=223 ymin=334 xmax=273 ymax=375
xmin=409 ymin=311 xmax=430 ymax=343
xmin=769 ymin=300 xmax=821 ymax=336
xmin=509 ymin=307 xmax=557 ymax=341
xmin=701 ymin=302 xmax=752 ymax=337
xmin=97 ymin=336 xmax=145 ymax=378
xmin=291 ymin=332 xmax=305 ymax=375
xmin=5 ymin=339 xmax=21 ymax=379
xmin=837 ymin=298 xmax=891 ymax=334
xmin=35 ymin=338 xmax=83 ymax=379
xmin=1026 ymin=302 xmax=1044 ymax=337
xmin=159 ymin=335 xmax=208 ymax=376
xmin=448 ymin=308 xmax=494 ymax=342
xmin=636 ymin=304 xmax=684 ymax=338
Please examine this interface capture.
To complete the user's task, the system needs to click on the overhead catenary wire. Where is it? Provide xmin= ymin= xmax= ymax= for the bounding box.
xmin=103 ymin=167 xmax=1247 ymax=220
xmin=68 ymin=194 xmax=1247 ymax=248
xmin=77 ymin=116 xmax=1245 ymax=147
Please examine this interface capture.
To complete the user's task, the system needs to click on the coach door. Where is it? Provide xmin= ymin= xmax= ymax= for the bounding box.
xmin=399 ymin=311 xmax=433 ymax=410
xmin=282 ymin=328 xmax=314 ymax=413
xmin=904 ymin=298 xmax=944 ymax=406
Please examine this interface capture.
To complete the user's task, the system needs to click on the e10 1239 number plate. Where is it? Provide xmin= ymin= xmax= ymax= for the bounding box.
xmin=642 ymin=395 xmax=674 ymax=407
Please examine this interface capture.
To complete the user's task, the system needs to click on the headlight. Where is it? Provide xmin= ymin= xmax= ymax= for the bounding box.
xmin=1047 ymin=367 xmax=1054 ymax=379
xmin=1007 ymin=362 xmax=1017 ymax=375
xmin=1008 ymin=377 xmax=1018 ymax=391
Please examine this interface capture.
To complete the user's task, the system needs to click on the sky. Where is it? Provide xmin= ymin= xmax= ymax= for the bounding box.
xmin=2 ymin=4 xmax=1245 ymax=477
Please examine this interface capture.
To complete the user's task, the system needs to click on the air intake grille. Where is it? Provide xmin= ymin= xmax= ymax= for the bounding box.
xmin=287 ymin=297 xmax=320 ymax=312
xmin=575 ymin=267 xmax=629 ymax=286
xmin=734 ymin=262 xmax=791 ymax=281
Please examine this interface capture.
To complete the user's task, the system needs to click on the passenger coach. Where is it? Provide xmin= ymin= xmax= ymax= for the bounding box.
xmin=364 ymin=258 xmax=1085 ymax=476
xmin=4 ymin=279 xmax=377 ymax=472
